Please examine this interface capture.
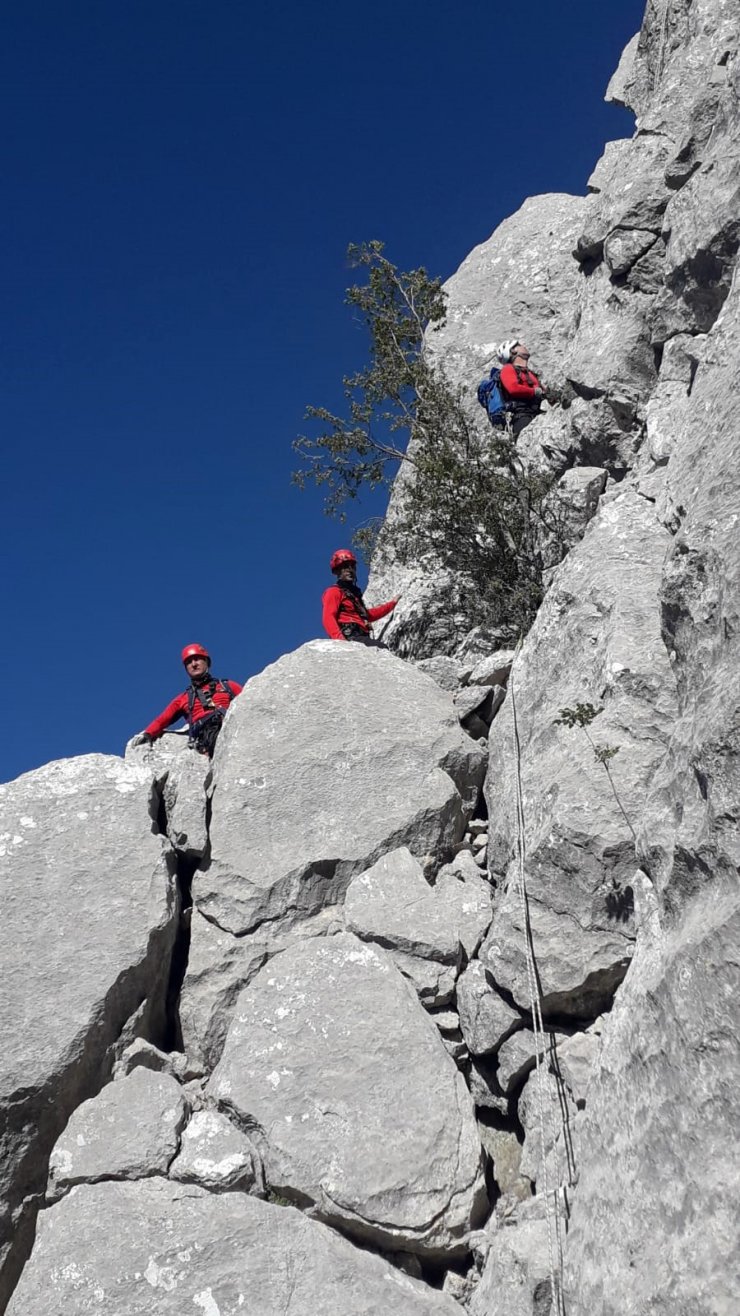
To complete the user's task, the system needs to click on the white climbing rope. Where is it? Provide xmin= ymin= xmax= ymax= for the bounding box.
xmin=507 ymin=643 xmax=567 ymax=1316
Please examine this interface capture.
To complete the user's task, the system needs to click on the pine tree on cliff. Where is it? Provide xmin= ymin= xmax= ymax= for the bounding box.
xmin=293 ymin=241 xmax=557 ymax=632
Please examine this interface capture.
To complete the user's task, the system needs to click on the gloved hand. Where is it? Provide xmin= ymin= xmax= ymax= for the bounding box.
xmin=533 ymin=387 xmax=544 ymax=400
xmin=131 ymin=731 xmax=152 ymax=748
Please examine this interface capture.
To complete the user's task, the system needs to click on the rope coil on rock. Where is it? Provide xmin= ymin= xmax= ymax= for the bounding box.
xmin=507 ymin=642 xmax=567 ymax=1316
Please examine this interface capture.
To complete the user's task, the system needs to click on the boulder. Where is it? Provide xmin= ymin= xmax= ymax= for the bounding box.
xmin=209 ymin=934 xmax=486 ymax=1257
xmin=126 ymin=731 xmax=209 ymax=859
xmin=415 ymin=655 xmax=471 ymax=690
xmin=481 ymin=489 xmax=677 ymax=1017
xmin=0 ymin=754 xmax=176 ymax=1305
xmin=456 ymin=961 xmax=522 ymax=1057
xmin=179 ymin=904 xmax=342 ymax=1071
xmin=7 ymin=1179 xmax=466 ymax=1316
xmin=469 ymin=1215 xmax=552 ymax=1316
xmin=344 ymin=848 xmax=461 ymax=967
xmin=169 ymin=1109 xmax=263 ymax=1193
xmin=197 ymin=642 xmax=486 ymax=936
xmin=47 ymin=1069 xmax=189 ymax=1200
xmin=518 ymin=1067 xmax=579 ymax=1190
xmin=468 ymin=649 xmax=515 ymax=689
xmin=434 ymin=854 xmax=493 ymax=957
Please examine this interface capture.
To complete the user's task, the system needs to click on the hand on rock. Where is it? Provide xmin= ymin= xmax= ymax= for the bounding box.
xmin=131 ymin=732 xmax=152 ymax=748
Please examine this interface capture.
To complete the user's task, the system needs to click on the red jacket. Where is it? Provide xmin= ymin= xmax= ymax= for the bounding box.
xmin=499 ymin=363 xmax=542 ymax=402
xmin=322 ymin=585 xmax=397 ymax=640
xmin=145 ymin=679 xmax=243 ymax=738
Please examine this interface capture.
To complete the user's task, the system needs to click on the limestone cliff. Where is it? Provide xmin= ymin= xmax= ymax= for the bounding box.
xmin=1 ymin=2 xmax=739 ymax=1314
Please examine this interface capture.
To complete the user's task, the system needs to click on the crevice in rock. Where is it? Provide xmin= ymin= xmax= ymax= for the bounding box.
xmin=163 ymin=853 xmax=199 ymax=1053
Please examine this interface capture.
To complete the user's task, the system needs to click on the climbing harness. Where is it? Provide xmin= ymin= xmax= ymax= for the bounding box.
xmin=186 ymin=679 xmax=236 ymax=755
xmin=507 ymin=640 xmax=571 ymax=1316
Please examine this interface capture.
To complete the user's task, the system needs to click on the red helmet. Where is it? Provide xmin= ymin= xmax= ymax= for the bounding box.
xmin=181 ymin=643 xmax=211 ymax=666
xmin=330 ymin=549 xmax=357 ymax=574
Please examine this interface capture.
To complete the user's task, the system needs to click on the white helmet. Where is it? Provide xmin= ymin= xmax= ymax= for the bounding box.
xmin=497 ymin=338 xmax=520 ymax=364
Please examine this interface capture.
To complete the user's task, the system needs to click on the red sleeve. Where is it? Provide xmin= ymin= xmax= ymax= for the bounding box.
xmin=227 ymin=681 xmax=243 ymax=696
xmin=500 ymin=364 xmax=540 ymax=400
xmin=367 ymin=599 xmax=398 ymax=623
xmin=322 ymin=585 xmax=346 ymax=639
xmin=145 ymin=692 xmax=189 ymax=739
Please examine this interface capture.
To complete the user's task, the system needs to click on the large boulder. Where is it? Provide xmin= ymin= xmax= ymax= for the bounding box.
xmin=0 ymin=754 xmax=177 ymax=1306
xmin=7 ymin=1179 xmax=466 ymax=1316
xmin=209 ymin=934 xmax=486 ymax=1257
xmin=195 ymin=642 xmax=486 ymax=937
xmin=480 ymin=488 xmax=677 ymax=1017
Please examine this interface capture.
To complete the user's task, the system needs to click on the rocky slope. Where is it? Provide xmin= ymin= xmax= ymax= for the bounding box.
xmin=1 ymin=2 xmax=739 ymax=1313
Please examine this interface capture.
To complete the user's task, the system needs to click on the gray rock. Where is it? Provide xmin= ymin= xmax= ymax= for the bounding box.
xmin=179 ymin=909 xmax=271 ymax=1071
xmin=7 ymin=1179 xmax=466 ymax=1315
xmin=454 ymin=685 xmax=494 ymax=725
xmin=466 ymin=1056 xmax=509 ymax=1116
xmin=209 ymin=934 xmax=486 ymax=1257
xmin=114 ymin=1038 xmax=204 ymax=1083
xmin=385 ymin=949 xmax=458 ymax=1007
xmin=169 ymin=1109 xmax=263 ymax=1193
xmin=344 ymin=848 xmax=461 ymax=965
xmin=556 ymin=1024 xmax=603 ymax=1107
xmin=415 ymin=655 xmax=471 ymax=690
xmin=468 ymin=649 xmax=515 ymax=689
xmin=456 ymin=961 xmax=522 ymax=1057
xmin=477 ymin=1123 xmax=530 ymax=1199
xmin=564 ymin=218 xmax=740 ymax=1313
xmin=0 ymin=754 xmax=176 ymax=1303
xmin=47 ymin=1069 xmax=189 ymax=1200
xmin=496 ymin=1029 xmax=568 ymax=1096
xmin=518 ymin=1067 xmax=579 ymax=1190
xmin=179 ymin=905 xmax=340 ymax=1071
xmin=604 ymin=31 xmax=641 ymax=112
xmin=198 ymin=642 xmax=486 ymax=936
xmin=434 ymin=856 xmax=493 ymax=957
xmin=126 ymin=731 xmax=209 ymax=859
xmin=482 ymin=489 xmax=677 ymax=1017
xmin=469 ymin=1215 xmax=552 ymax=1316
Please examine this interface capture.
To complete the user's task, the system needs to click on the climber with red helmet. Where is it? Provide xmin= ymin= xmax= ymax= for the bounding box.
xmin=322 ymin=550 xmax=399 ymax=645
xmin=131 ymin=645 xmax=243 ymax=757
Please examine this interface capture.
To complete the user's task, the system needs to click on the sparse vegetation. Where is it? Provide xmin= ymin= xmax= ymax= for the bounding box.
xmin=293 ymin=241 xmax=557 ymax=633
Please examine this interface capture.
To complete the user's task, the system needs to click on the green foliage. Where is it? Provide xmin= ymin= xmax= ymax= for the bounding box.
xmin=293 ymin=241 xmax=556 ymax=631
xmin=554 ymin=703 xmax=602 ymax=730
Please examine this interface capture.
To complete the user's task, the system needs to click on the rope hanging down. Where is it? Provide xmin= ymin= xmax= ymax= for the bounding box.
xmin=507 ymin=643 xmax=568 ymax=1316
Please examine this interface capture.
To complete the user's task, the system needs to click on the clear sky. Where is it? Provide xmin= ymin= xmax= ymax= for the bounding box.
xmin=2 ymin=0 xmax=645 ymax=782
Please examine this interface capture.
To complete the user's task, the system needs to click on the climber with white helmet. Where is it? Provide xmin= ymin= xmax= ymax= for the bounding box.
xmin=322 ymin=550 xmax=399 ymax=645
xmin=131 ymin=644 xmax=243 ymax=757
xmin=477 ymin=338 xmax=548 ymax=436
xmin=497 ymin=339 xmax=547 ymax=435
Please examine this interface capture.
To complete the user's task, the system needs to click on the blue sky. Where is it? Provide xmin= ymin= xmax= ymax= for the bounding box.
xmin=2 ymin=0 xmax=645 ymax=781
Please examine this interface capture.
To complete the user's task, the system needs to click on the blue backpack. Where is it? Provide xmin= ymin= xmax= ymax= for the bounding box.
xmin=476 ymin=367 xmax=510 ymax=427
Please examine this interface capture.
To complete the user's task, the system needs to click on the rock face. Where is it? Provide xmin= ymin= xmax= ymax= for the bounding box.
xmin=0 ymin=754 xmax=177 ymax=1307
xmin=209 ymin=934 xmax=486 ymax=1257
xmin=7 ymin=1180 xmax=466 ymax=1316
xmin=480 ymin=488 xmax=676 ymax=1018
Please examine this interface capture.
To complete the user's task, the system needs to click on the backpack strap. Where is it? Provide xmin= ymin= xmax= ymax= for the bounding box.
xmin=338 ymin=583 xmax=371 ymax=625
